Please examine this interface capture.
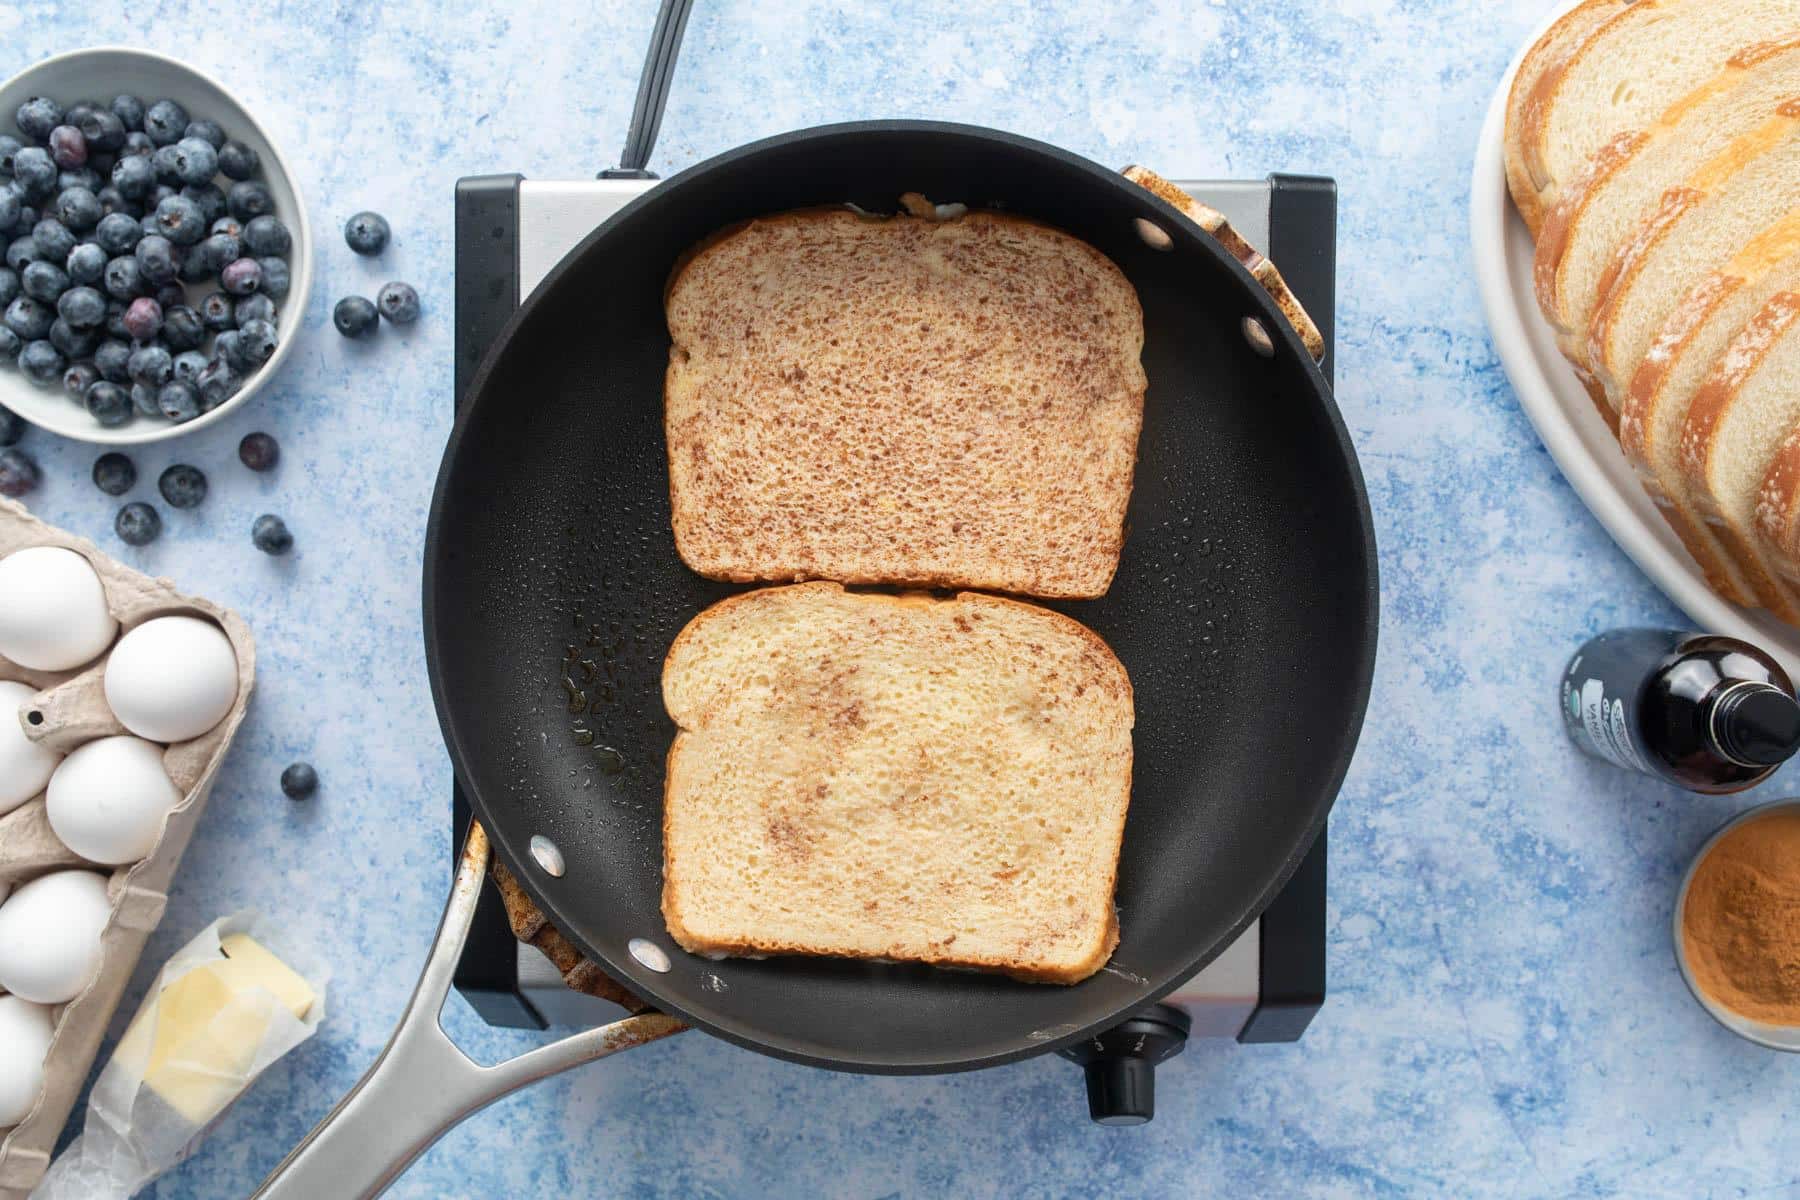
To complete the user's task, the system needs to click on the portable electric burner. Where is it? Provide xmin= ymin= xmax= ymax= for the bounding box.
xmin=448 ymin=169 xmax=1338 ymax=1119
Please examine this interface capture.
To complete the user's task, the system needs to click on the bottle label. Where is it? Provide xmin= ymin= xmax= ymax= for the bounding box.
xmin=1564 ymin=672 xmax=1647 ymax=772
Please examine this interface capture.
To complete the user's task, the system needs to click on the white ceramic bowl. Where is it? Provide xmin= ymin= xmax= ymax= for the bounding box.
xmin=1673 ymin=798 xmax=1800 ymax=1050
xmin=0 ymin=46 xmax=312 ymax=444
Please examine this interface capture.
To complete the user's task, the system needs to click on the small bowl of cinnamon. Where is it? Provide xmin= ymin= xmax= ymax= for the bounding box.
xmin=1675 ymin=798 xmax=1800 ymax=1049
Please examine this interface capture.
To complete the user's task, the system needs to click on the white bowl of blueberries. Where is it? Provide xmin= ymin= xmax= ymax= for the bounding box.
xmin=0 ymin=46 xmax=310 ymax=443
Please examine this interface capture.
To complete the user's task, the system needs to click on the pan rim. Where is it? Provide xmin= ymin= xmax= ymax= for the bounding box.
xmin=423 ymin=118 xmax=1379 ymax=1073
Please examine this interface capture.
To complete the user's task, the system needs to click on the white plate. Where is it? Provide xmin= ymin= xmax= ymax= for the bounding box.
xmin=1469 ymin=8 xmax=1800 ymax=678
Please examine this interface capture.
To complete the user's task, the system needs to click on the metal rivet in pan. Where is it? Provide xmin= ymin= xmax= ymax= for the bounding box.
xmin=528 ymin=834 xmax=565 ymax=877
xmin=1241 ymin=316 xmax=1275 ymax=358
xmin=24 ymin=710 xmax=41 ymax=726
xmin=628 ymin=937 xmax=672 ymax=973
xmin=1134 ymin=218 xmax=1173 ymax=250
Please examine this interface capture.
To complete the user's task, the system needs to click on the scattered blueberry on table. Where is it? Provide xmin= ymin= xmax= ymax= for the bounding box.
xmin=114 ymin=500 xmax=159 ymax=545
xmin=157 ymin=462 xmax=205 ymax=508
xmin=238 ymin=430 xmax=278 ymax=471
xmin=332 ymin=295 xmax=377 ymax=338
xmin=343 ymin=210 xmax=388 ymax=255
xmin=0 ymin=445 xmax=37 ymax=496
xmin=251 ymin=512 xmax=292 ymax=555
xmin=279 ymin=761 xmax=317 ymax=799
xmin=91 ymin=450 xmax=134 ymax=495
xmin=377 ymin=281 xmax=419 ymax=325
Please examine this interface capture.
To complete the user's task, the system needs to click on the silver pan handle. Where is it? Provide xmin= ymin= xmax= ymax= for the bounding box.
xmin=253 ymin=824 xmax=685 ymax=1200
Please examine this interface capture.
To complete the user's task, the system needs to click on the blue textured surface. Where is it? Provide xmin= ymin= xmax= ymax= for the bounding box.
xmin=6 ymin=1 xmax=1795 ymax=1196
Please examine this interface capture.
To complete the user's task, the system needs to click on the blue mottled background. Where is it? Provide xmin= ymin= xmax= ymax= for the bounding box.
xmin=3 ymin=0 xmax=1793 ymax=1196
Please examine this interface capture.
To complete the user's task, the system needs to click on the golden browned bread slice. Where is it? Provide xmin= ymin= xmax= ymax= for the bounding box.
xmin=664 ymin=208 xmax=1146 ymax=600
xmin=1518 ymin=3 xmax=1800 ymax=228
xmin=1679 ymin=292 xmax=1800 ymax=620
xmin=1620 ymin=223 xmax=1800 ymax=605
xmin=1504 ymin=0 xmax=1638 ymax=235
xmin=660 ymin=582 xmax=1133 ymax=984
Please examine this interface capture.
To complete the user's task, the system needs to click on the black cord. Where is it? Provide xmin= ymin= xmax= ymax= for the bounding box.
xmin=606 ymin=0 xmax=696 ymax=178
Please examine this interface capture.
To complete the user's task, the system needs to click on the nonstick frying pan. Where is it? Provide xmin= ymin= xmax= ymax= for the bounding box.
xmin=256 ymin=5 xmax=1376 ymax=1196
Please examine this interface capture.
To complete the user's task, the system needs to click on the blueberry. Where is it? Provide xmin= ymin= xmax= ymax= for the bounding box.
xmin=120 ymin=130 xmax=154 ymax=159
xmin=217 ymin=140 xmax=258 ymax=181
xmin=111 ymin=95 xmax=145 ymax=132
xmin=180 ymin=182 xmax=224 ymax=225
xmin=180 ymin=118 xmax=223 ymax=149
xmin=121 ymin=296 xmax=160 ymax=340
xmin=187 ymin=231 xmax=237 ymax=278
xmin=3 ymin=236 xmax=37 ymax=273
xmin=29 ymin=218 xmax=74 ymax=263
xmin=20 ymin=259 xmax=66 ymax=302
xmin=210 ymin=216 xmax=243 ymax=240
xmin=0 ymin=448 xmax=39 ymax=497
xmin=111 ymin=154 xmax=154 ymax=199
xmin=103 ymin=254 xmax=146 ymax=299
xmin=344 ymin=211 xmax=389 ymax=256
xmin=251 ymin=513 xmax=292 ymax=555
xmin=377 ymin=281 xmax=420 ymax=325
xmin=57 ymin=285 xmax=105 ymax=330
xmin=56 ymin=171 xmax=100 ymax=200
xmin=3 ymin=297 xmax=50 ymax=339
xmin=241 ymin=214 xmax=289 ymax=257
xmin=92 ymin=450 xmax=134 ymax=493
xmin=128 ymin=342 xmax=172 ymax=386
xmin=93 ymin=211 xmax=138 ymax=255
xmin=65 ymin=241 xmax=105 ymax=284
xmin=129 ymin=380 xmax=159 ymax=416
xmin=255 ymin=255 xmax=288 ymax=299
xmin=196 ymin=357 xmax=238 ymax=409
xmin=162 ymin=305 xmax=202 ymax=351
xmin=93 ymin=338 xmax=130 ymax=382
xmin=157 ymin=380 xmax=199 ymax=423
xmin=214 ymin=328 xmax=252 ymax=372
xmin=144 ymin=100 xmax=188 ymax=146
xmin=234 ymin=292 xmax=274 ymax=327
xmin=15 ymin=98 xmax=63 ymax=142
xmin=53 ymin=187 xmax=99 ymax=233
xmin=157 ymin=462 xmax=206 ymax=506
xmin=0 ymin=135 xmax=21 ymax=175
xmin=153 ymin=193 xmax=204 ymax=245
xmin=0 ymin=188 xmax=18 ymax=235
xmin=134 ymin=234 xmax=178 ymax=284
xmin=10 ymin=148 xmax=54 ymax=201
xmin=279 ymin=762 xmax=316 ymax=799
xmin=226 ymin=180 xmax=273 ymax=222
xmin=13 ymin=206 xmax=35 ymax=234
xmin=168 ymin=137 xmax=217 ymax=187
xmin=172 ymin=348 xmax=207 ymax=381
xmin=62 ymin=102 xmax=98 ymax=129
xmin=46 ymin=126 xmax=84 ymax=170
xmin=0 ymin=267 xmax=18 ymax=306
xmin=153 ymin=281 xmax=184 ymax=311
xmin=115 ymin=502 xmax=160 ymax=544
xmin=238 ymin=430 xmax=279 ymax=471
xmin=220 ymin=257 xmax=261 ymax=295
xmin=199 ymin=291 xmax=234 ymax=330
xmin=238 ymin=317 xmax=277 ymax=365
xmin=61 ymin=360 xmax=97 ymax=399
xmin=18 ymin=339 xmax=62 ymax=385
xmin=0 ymin=327 xmax=20 ymax=359
xmin=0 ymin=406 xmax=19 ymax=444
xmin=333 ymin=295 xmax=377 ymax=337
xmin=151 ymin=143 xmax=182 ymax=185
xmin=93 ymin=185 xmax=130 ymax=218
xmin=76 ymin=107 xmax=125 ymax=154
xmin=46 ymin=318 xmax=97 ymax=359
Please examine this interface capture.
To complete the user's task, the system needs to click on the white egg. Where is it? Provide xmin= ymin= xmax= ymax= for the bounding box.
xmin=0 ymin=870 xmax=111 ymax=1004
xmin=103 ymin=616 xmax=238 ymax=743
xmin=0 ymin=679 xmax=59 ymax=816
xmin=0 ymin=546 xmax=118 ymax=671
xmin=46 ymin=736 xmax=181 ymax=865
xmin=0 ymin=993 xmax=54 ymax=1127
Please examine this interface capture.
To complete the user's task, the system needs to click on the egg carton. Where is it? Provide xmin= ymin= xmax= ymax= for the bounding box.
xmin=0 ymin=498 xmax=254 ymax=1200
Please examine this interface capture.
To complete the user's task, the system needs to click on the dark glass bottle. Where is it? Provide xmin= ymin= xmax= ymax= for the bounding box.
xmin=1561 ymin=629 xmax=1800 ymax=793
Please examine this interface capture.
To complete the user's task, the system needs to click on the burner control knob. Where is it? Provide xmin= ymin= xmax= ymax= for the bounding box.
xmin=1056 ymin=1004 xmax=1192 ymax=1126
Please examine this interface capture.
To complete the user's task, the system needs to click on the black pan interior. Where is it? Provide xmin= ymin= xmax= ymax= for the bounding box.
xmin=425 ymin=122 xmax=1376 ymax=1072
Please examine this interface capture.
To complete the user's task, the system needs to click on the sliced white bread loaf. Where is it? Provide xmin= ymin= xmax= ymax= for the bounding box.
xmin=1520 ymin=4 xmax=1800 ymax=225
xmin=1678 ymin=292 xmax=1800 ymax=620
xmin=1620 ymin=224 xmax=1800 ymax=604
xmin=1504 ymin=0 xmax=1638 ymax=236
xmin=1757 ymin=415 xmax=1800 ymax=585
xmin=1534 ymin=43 xmax=1800 ymax=359
xmin=1585 ymin=119 xmax=1800 ymax=404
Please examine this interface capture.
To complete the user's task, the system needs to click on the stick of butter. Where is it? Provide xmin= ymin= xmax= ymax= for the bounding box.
xmin=114 ymin=932 xmax=316 ymax=1126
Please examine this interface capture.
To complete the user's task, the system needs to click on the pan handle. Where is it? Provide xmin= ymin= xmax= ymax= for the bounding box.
xmin=251 ymin=824 xmax=685 ymax=1200
xmin=1120 ymin=165 xmax=1327 ymax=364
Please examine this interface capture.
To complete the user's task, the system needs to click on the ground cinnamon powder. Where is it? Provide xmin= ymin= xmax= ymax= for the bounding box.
xmin=1683 ymin=810 xmax=1800 ymax=1025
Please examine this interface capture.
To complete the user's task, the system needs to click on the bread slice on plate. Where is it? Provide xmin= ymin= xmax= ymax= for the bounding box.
xmin=1504 ymin=0 xmax=1637 ymax=236
xmin=1621 ymin=224 xmax=1800 ymax=605
xmin=660 ymin=582 xmax=1134 ymax=984
xmin=1679 ymin=292 xmax=1800 ymax=620
xmin=1518 ymin=2 xmax=1800 ymax=227
xmin=1534 ymin=43 xmax=1800 ymax=368
xmin=664 ymin=207 xmax=1147 ymax=601
xmin=1585 ymin=116 xmax=1800 ymax=404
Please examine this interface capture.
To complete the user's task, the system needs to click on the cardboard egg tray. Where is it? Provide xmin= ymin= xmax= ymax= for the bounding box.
xmin=0 ymin=498 xmax=254 ymax=1199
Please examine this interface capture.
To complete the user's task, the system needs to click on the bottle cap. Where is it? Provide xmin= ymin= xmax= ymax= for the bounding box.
xmin=1713 ymin=683 xmax=1800 ymax=767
